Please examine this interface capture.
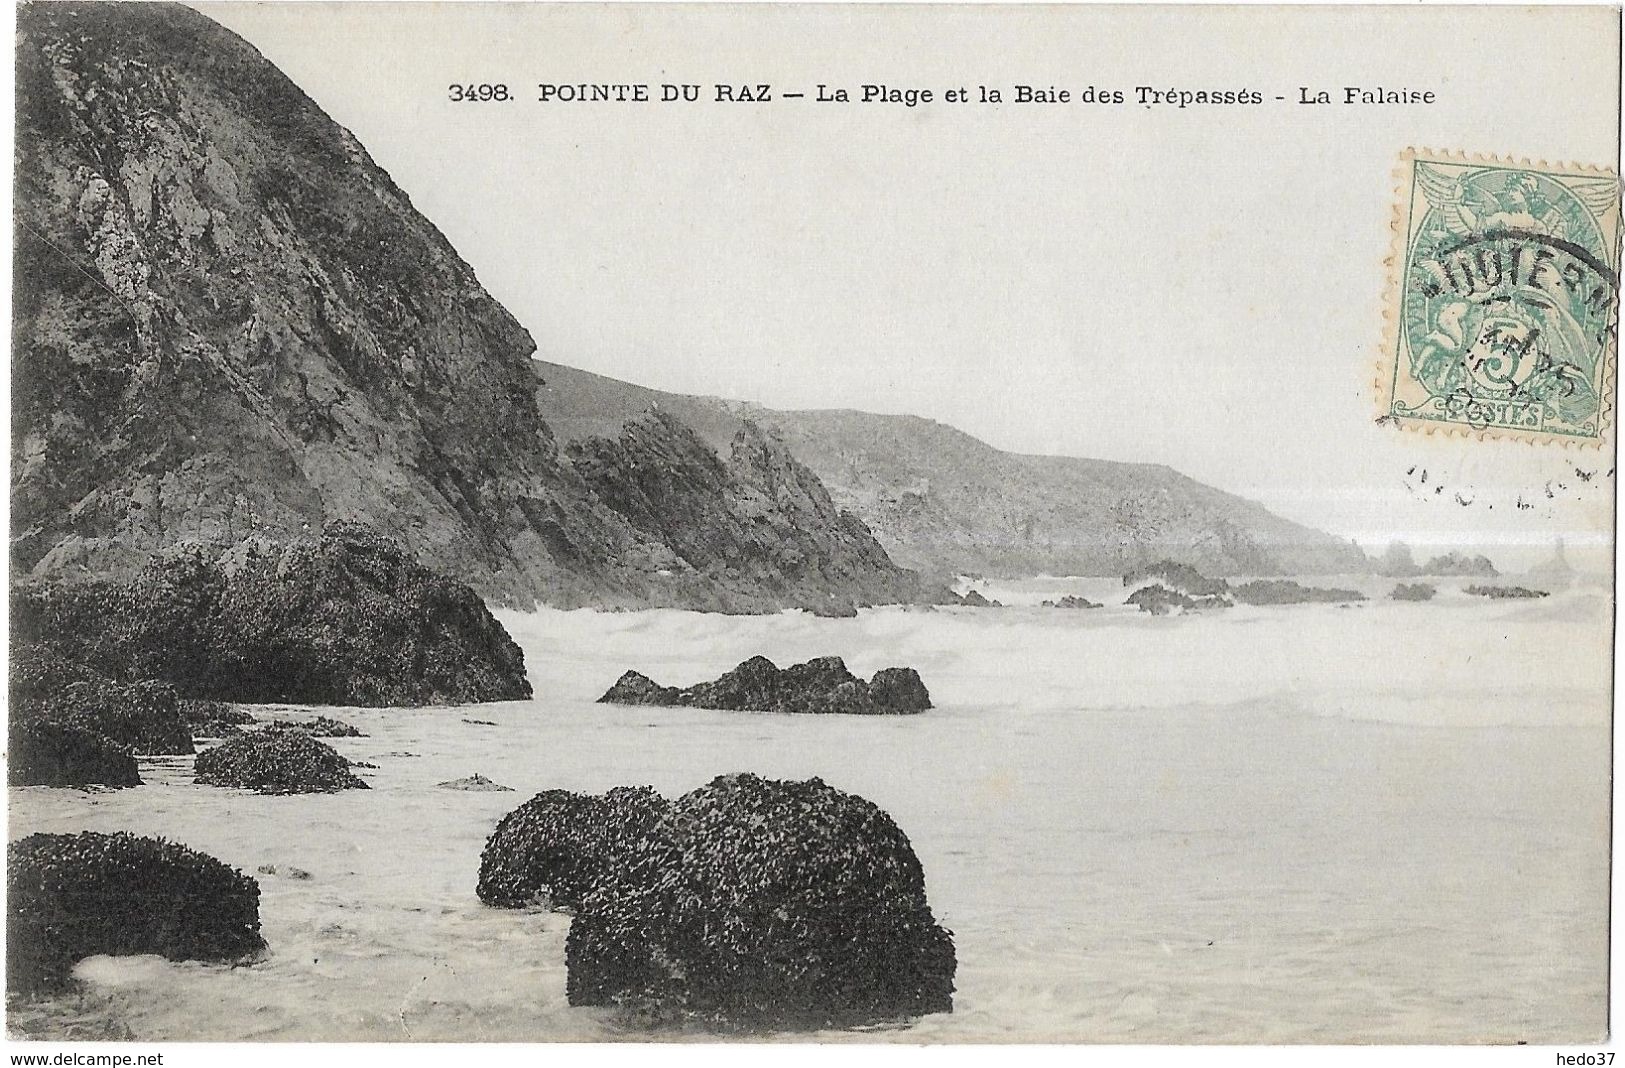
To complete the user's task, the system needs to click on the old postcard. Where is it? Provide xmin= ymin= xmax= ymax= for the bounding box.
xmin=5 ymin=0 xmax=1620 ymax=1056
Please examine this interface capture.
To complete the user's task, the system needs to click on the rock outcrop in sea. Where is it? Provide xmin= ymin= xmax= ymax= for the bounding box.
xmin=598 ymin=656 xmax=933 ymax=715
xmin=1230 ymin=580 xmax=1366 ymax=605
xmin=564 ymin=773 xmax=956 ymax=1029
xmin=1464 ymin=584 xmax=1549 ymax=600
xmin=8 ymin=831 xmax=264 ymax=994
xmin=1042 ymin=595 xmax=1102 ymax=609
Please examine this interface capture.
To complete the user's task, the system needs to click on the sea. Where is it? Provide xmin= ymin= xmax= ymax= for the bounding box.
xmin=7 ymin=574 xmax=1611 ymax=1043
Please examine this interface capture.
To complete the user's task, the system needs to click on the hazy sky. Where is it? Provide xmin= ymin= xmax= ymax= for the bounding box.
xmin=196 ymin=3 xmax=1619 ymax=558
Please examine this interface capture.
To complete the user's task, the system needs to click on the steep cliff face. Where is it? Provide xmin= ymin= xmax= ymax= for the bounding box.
xmin=568 ymin=412 xmax=933 ymax=612
xmin=11 ymin=3 xmax=932 ymax=611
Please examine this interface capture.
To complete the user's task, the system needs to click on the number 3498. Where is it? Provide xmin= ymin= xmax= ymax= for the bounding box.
xmin=448 ymin=84 xmax=510 ymax=101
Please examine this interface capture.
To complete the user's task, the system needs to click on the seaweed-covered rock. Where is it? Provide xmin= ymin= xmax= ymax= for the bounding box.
xmin=1390 ymin=582 xmax=1437 ymax=602
xmin=867 ymin=668 xmax=933 ymax=714
xmin=178 ymin=700 xmax=254 ymax=729
xmin=598 ymin=671 xmax=681 ymax=707
xmin=11 ymin=523 xmax=532 ymax=707
xmin=598 ymin=656 xmax=932 ymax=715
xmin=262 ymin=716 xmax=366 ymax=738
xmin=566 ymin=773 xmax=956 ymax=1030
xmin=194 ymin=731 xmax=368 ymax=794
xmin=10 ymin=644 xmax=193 ymax=755
xmin=8 ymin=719 xmax=141 ymax=789
xmin=1464 ymin=584 xmax=1549 ymax=600
xmin=1231 ymin=580 xmax=1366 ymax=605
xmin=478 ymin=787 xmax=669 ymax=911
xmin=958 ymin=590 xmax=1002 ymax=608
xmin=1042 ymin=595 xmax=1102 ymax=609
xmin=7 ymin=831 xmax=264 ymax=994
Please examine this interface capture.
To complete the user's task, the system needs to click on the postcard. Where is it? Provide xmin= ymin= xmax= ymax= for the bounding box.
xmin=6 ymin=0 xmax=1620 ymax=1052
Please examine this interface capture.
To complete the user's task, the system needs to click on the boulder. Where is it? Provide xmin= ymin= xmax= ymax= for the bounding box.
xmin=598 ymin=656 xmax=932 ymax=715
xmin=478 ymin=787 xmax=669 ymax=911
xmin=193 ymin=731 xmax=368 ymax=794
xmin=8 ymin=719 xmax=141 ymax=789
xmin=10 ymin=523 xmax=532 ymax=707
xmin=11 ymin=644 xmax=193 ymax=756
xmin=598 ymin=671 xmax=682 ymax=707
xmin=8 ymin=831 xmax=264 ymax=994
xmin=867 ymin=668 xmax=933 ymax=713
xmin=958 ymin=590 xmax=1002 ymax=608
xmin=565 ymin=773 xmax=956 ymax=1030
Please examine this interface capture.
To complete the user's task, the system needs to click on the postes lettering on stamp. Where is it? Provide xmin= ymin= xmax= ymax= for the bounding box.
xmin=1381 ymin=150 xmax=1622 ymax=444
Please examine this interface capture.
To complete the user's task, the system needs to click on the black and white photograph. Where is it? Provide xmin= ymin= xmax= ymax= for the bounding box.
xmin=3 ymin=0 xmax=1621 ymax=1057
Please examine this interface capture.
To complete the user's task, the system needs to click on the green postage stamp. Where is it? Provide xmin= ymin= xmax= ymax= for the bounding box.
xmin=1381 ymin=150 xmax=1622 ymax=444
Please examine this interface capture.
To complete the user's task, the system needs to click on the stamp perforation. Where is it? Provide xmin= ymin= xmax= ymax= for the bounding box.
xmin=1376 ymin=147 xmax=1622 ymax=448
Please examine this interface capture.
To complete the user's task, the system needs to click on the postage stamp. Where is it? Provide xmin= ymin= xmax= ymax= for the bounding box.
xmin=1380 ymin=150 xmax=1622 ymax=445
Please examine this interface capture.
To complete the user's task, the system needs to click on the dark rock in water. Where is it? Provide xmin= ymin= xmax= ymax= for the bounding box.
xmin=8 ymin=831 xmax=264 ymax=994
xmin=1390 ymin=582 xmax=1437 ymax=602
xmin=566 ymin=773 xmax=956 ymax=1030
xmin=598 ymin=656 xmax=933 ymax=715
xmin=1231 ymin=580 xmax=1366 ymax=605
xmin=958 ymin=590 xmax=1002 ymax=608
xmin=194 ymin=731 xmax=368 ymax=794
xmin=1042 ymin=595 xmax=1102 ymax=609
xmin=10 ymin=644 xmax=193 ymax=755
xmin=437 ymin=774 xmax=514 ymax=792
xmin=1380 ymin=544 xmax=1498 ymax=578
xmin=1126 ymin=584 xmax=1229 ymax=615
xmin=1123 ymin=561 xmax=1230 ymax=597
xmin=1464 ymin=584 xmax=1549 ymax=600
xmin=598 ymin=671 xmax=681 ymax=706
xmin=263 ymin=716 xmax=366 ymax=738
xmin=11 ymin=523 xmax=531 ymax=707
xmin=867 ymin=667 xmax=933 ymax=713
xmin=353 ymin=761 xmax=380 ymax=770
xmin=462 ymin=718 xmax=498 ymax=727
xmin=8 ymin=719 xmax=141 ymax=789
xmin=478 ymin=787 xmax=669 ymax=911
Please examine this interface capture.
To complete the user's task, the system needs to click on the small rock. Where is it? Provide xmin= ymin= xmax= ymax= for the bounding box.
xmin=436 ymin=774 xmax=514 ymax=792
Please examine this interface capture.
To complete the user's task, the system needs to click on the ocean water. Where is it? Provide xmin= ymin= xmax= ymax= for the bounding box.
xmin=7 ymin=582 xmax=1611 ymax=1043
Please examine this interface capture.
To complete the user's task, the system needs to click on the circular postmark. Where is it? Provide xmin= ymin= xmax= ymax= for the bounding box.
xmin=1400 ymin=162 xmax=1619 ymax=438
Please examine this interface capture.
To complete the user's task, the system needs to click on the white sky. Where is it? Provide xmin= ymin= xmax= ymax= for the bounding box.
xmin=194 ymin=2 xmax=1619 ymax=559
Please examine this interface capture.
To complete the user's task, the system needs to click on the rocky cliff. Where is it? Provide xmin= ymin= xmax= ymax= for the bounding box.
xmin=11 ymin=2 xmax=933 ymax=612
xmin=533 ymin=361 xmax=1374 ymax=580
xmin=567 ymin=412 xmax=932 ymax=612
